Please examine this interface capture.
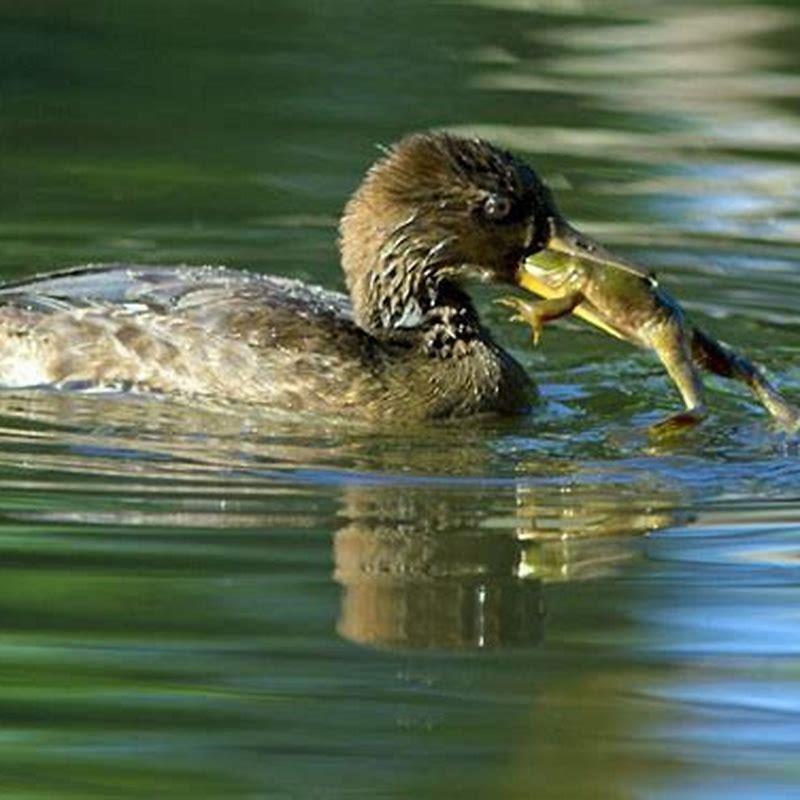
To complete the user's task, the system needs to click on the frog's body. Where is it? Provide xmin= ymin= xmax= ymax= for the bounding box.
xmin=502 ymin=219 xmax=799 ymax=433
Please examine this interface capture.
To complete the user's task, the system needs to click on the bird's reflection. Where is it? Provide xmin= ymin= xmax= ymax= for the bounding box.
xmin=334 ymin=504 xmax=545 ymax=650
xmin=333 ymin=480 xmax=683 ymax=650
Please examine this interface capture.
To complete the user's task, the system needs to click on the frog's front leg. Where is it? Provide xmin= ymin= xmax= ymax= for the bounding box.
xmin=647 ymin=322 xmax=708 ymax=437
xmin=496 ymin=292 xmax=583 ymax=345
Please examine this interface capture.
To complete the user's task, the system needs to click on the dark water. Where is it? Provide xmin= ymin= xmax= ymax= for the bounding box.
xmin=1 ymin=1 xmax=800 ymax=797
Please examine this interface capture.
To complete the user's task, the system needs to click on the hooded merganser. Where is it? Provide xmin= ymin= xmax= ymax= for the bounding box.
xmin=0 ymin=132 xmax=561 ymax=420
xmin=6 ymin=130 xmax=788 ymax=427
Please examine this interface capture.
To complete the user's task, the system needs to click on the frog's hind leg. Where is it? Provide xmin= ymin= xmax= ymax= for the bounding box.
xmin=691 ymin=328 xmax=799 ymax=430
xmin=647 ymin=321 xmax=708 ymax=437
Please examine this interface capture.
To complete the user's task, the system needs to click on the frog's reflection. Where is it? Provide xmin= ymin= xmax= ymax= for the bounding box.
xmin=334 ymin=481 xmax=682 ymax=650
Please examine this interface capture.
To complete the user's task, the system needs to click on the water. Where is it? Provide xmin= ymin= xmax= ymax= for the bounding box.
xmin=1 ymin=1 xmax=799 ymax=796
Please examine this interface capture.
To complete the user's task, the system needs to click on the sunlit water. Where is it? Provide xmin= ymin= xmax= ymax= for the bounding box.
xmin=1 ymin=1 xmax=799 ymax=797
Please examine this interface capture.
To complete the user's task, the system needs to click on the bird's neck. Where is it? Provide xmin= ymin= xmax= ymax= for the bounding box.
xmin=351 ymin=255 xmax=483 ymax=352
xmin=343 ymin=216 xmax=478 ymax=344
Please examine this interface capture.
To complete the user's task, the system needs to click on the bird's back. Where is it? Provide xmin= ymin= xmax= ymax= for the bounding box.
xmin=0 ymin=264 xmax=383 ymax=411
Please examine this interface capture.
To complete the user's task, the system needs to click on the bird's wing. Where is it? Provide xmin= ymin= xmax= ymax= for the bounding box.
xmin=0 ymin=263 xmax=354 ymax=319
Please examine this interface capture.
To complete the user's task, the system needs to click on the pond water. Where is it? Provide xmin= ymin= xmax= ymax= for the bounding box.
xmin=1 ymin=0 xmax=800 ymax=796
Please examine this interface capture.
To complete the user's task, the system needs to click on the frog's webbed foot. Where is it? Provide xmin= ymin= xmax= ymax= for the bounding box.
xmin=771 ymin=402 xmax=800 ymax=434
xmin=648 ymin=405 xmax=708 ymax=439
xmin=496 ymin=291 xmax=583 ymax=346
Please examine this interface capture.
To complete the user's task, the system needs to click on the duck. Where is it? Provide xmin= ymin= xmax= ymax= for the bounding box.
xmin=0 ymin=131 xmax=620 ymax=421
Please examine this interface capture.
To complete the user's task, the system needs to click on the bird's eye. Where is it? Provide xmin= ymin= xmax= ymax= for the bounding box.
xmin=482 ymin=194 xmax=513 ymax=222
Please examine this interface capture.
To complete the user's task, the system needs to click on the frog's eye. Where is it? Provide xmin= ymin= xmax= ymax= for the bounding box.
xmin=482 ymin=193 xmax=513 ymax=222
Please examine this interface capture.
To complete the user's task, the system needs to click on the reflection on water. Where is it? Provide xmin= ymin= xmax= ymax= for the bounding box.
xmin=1 ymin=0 xmax=800 ymax=796
xmin=333 ymin=481 xmax=671 ymax=649
xmin=0 ymin=391 xmax=681 ymax=654
xmin=335 ymin=516 xmax=547 ymax=649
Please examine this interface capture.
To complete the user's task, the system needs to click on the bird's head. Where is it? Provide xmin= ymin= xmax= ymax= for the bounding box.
xmin=340 ymin=131 xmax=627 ymax=336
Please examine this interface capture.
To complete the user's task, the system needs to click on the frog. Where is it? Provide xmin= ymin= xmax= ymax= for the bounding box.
xmin=499 ymin=216 xmax=800 ymax=435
